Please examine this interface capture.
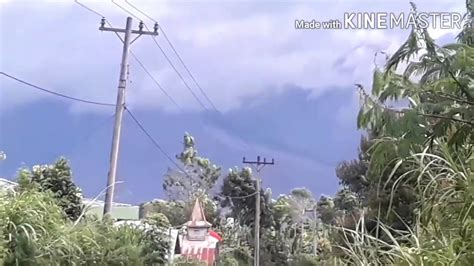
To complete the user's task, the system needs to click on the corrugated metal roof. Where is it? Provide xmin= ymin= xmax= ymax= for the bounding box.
xmin=83 ymin=198 xmax=132 ymax=207
xmin=0 ymin=178 xmax=17 ymax=192
xmin=0 ymin=178 xmax=17 ymax=187
xmin=85 ymin=205 xmax=139 ymax=220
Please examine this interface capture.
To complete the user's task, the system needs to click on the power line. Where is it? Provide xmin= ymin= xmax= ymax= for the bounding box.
xmin=142 ymin=35 xmax=255 ymax=152
xmin=106 ymin=27 xmax=185 ymax=114
xmin=228 ymin=192 xmax=258 ymax=199
xmin=0 ymin=72 xmax=115 ymax=107
xmin=127 ymin=42 xmax=254 ymax=152
xmin=72 ymin=2 xmax=222 ymax=159
xmin=111 ymin=0 xmax=141 ymax=21
xmin=75 ymin=2 xmax=179 ymax=114
xmin=74 ymin=1 xmax=256 ymax=154
xmin=75 ymin=0 xmax=116 ymax=30
xmin=125 ymin=0 xmax=157 ymax=23
xmin=148 ymin=31 xmax=209 ymax=111
xmin=125 ymin=106 xmax=185 ymax=172
xmin=127 ymin=47 xmax=254 ymax=152
xmin=160 ymin=29 xmax=219 ymax=112
xmin=124 ymin=0 xmax=219 ymax=112
xmin=129 ymin=51 xmax=183 ymax=111
xmin=117 ymin=2 xmax=257 ymax=155
xmin=115 ymin=2 xmax=256 ymax=155
xmin=74 ymin=0 xmax=105 ymax=17
xmin=233 ymin=192 xmax=258 ymax=199
xmin=125 ymin=107 xmax=205 ymax=183
xmin=84 ymin=9 xmax=191 ymax=211
xmin=101 ymin=20 xmax=183 ymax=112
xmin=112 ymin=1 xmax=209 ymax=111
xmin=76 ymin=1 xmax=184 ymax=113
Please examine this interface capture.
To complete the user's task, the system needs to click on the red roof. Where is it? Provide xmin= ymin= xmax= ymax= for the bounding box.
xmin=209 ymin=230 xmax=222 ymax=242
xmin=179 ymin=199 xmax=222 ymax=265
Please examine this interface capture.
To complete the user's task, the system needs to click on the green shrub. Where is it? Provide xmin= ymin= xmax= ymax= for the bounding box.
xmin=0 ymin=186 xmax=168 ymax=265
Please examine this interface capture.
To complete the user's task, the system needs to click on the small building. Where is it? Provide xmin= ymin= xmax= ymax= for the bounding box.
xmin=120 ymin=198 xmax=223 ymax=265
xmin=174 ymin=198 xmax=222 ymax=265
xmin=0 ymin=177 xmax=17 ymax=192
xmin=84 ymin=199 xmax=139 ymax=221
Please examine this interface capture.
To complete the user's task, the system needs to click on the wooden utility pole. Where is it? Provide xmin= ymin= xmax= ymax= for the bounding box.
xmin=243 ymin=156 xmax=275 ymax=266
xmin=100 ymin=17 xmax=158 ymax=216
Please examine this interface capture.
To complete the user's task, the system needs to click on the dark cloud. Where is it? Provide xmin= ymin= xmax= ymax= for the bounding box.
xmin=0 ymin=0 xmax=465 ymax=203
xmin=3 ymin=0 xmax=460 ymax=112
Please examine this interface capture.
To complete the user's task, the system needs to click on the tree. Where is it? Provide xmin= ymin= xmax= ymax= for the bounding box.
xmin=319 ymin=2 xmax=474 ymax=264
xmin=335 ymin=135 xmax=371 ymax=198
xmin=218 ymin=167 xmax=284 ymax=265
xmin=141 ymin=214 xmax=171 ymax=265
xmin=456 ymin=0 xmax=473 ymax=46
xmin=271 ymin=188 xmax=318 ymax=262
xmin=358 ymin=2 xmax=474 ymax=152
xmin=282 ymin=188 xmax=316 ymax=252
xmin=218 ymin=167 xmax=273 ymax=229
xmin=333 ymin=187 xmax=360 ymax=214
xmin=17 ymin=157 xmax=83 ymax=221
xmin=316 ymin=195 xmax=337 ymax=225
xmin=354 ymin=2 xmax=474 ymax=229
xmin=163 ymin=132 xmax=221 ymax=201
xmin=140 ymin=199 xmax=187 ymax=226
xmin=151 ymin=133 xmax=223 ymax=227
xmin=215 ymin=217 xmax=253 ymax=265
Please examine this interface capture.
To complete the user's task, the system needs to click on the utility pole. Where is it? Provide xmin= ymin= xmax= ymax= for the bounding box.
xmin=243 ymin=156 xmax=275 ymax=266
xmin=100 ymin=17 xmax=158 ymax=216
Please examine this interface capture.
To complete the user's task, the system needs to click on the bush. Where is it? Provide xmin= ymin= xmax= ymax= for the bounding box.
xmin=0 ymin=185 xmax=168 ymax=265
xmin=17 ymin=158 xmax=84 ymax=221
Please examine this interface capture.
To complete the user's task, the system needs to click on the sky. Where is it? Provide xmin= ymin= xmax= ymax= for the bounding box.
xmin=0 ymin=0 xmax=464 ymax=204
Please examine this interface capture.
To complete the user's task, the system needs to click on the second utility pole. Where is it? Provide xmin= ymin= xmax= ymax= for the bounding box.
xmin=243 ymin=156 xmax=275 ymax=266
xmin=100 ymin=17 xmax=158 ymax=216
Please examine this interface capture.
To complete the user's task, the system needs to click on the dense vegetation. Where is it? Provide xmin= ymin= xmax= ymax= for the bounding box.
xmin=0 ymin=2 xmax=472 ymax=265
xmin=0 ymin=159 xmax=170 ymax=265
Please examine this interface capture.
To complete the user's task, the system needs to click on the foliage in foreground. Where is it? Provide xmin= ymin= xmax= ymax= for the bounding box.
xmin=0 ymin=182 xmax=168 ymax=265
xmin=18 ymin=157 xmax=84 ymax=221
xmin=314 ymin=2 xmax=474 ymax=265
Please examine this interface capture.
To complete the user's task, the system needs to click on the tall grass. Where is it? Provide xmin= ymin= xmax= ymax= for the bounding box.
xmin=0 ymin=184 xmax=167 ymax=265
xmin=326 ymin=143 xmax=473 ymax=265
